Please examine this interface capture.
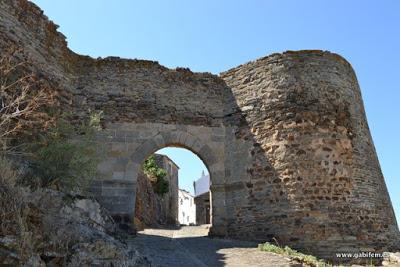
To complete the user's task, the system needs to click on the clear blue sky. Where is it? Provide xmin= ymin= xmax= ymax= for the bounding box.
xmin=30 ymin=0 xmax=400 ymax=224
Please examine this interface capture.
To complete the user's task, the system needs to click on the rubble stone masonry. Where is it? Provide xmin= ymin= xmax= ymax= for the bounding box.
xmin=1 ymin=0 xmax=399 ymax=260
xmin=133 ymin=154 xmax=179 ymax=228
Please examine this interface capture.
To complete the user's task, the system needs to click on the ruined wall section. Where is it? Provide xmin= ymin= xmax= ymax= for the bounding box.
xmin=134 ymin=168 xmax=177 ymax=230
xmin=154 ymin=154 xmax=179 ymax=225
xmin=0 ymin=0 xmax=75 ymax=104
xmin=134 ymin=170 xmax=158 ymax=230
xmin=221 ymin=50 xmax=400 ymax=257
xmin=72 ymin=59 xmax=227 ymax=126
xmin=2 ymin=0 xmax=399 ymax=258
xmin=0 ymin=0 xmax=230 ymax=234
xmin=0 ymin=0 xmax=228 ymax=127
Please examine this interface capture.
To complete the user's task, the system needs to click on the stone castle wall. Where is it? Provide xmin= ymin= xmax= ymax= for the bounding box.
xmin=220 ymin=51 xmax=400 ymax=257
xmin=154 ymin=154 xmax=179 ymax=225
xmin=134 ymin=170 xmax=156 ymax=230
xmin=1 ymin=0 xmax=399 ymax=261
xmin=134 ymin=153 xmax=181 ymax=230
xmin=134 ymin=160 xmax=178 ymax=230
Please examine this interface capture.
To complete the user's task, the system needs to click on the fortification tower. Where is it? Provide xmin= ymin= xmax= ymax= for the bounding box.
xmin=220 ymin=50 xmax=400 ymax=258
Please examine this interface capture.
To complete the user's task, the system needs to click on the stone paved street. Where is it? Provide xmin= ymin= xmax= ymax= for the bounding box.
xmin=128 ymin=225 xmax=293 ymax=267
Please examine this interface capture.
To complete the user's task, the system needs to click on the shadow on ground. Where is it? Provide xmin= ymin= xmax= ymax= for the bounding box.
xmin=128 ymin=226 xmax=291 ymax=267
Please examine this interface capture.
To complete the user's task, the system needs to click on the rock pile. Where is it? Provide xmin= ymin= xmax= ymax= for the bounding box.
xmin=0 ymin=188 xmax=150 ymax=266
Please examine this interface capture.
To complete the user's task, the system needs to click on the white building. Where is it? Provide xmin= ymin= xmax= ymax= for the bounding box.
xmin=193 ymin=170 xmax=210 ymax=197
xmin=178 ymin=189 xmax=196 ymax=225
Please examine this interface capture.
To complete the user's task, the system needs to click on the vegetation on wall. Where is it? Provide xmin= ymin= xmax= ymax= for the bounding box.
xmin=0 ymin=46 xmax=105 ymax=192
xmin=258 ymin=242 xmax=332 ymax=267
xmin=0 ymin=46 xmax=108 ymax=264
xmin=27 ymin=111 xmax=105 ymax=192
xmin=0 ymin=47 xmax=57 ymax=155
xmin=142 ymin=155 xmax=169 ymax=196
xmin=0 ymin=46 xmax=122 ymax=265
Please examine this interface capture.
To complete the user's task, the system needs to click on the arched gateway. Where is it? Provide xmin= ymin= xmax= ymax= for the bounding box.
xmin=89 ymin=51 xmax=400 ymax=260
xmin=1 ymin=1 xmax=399 ymax=260
xmin=93 ymin=126 xmax=226 ymax=236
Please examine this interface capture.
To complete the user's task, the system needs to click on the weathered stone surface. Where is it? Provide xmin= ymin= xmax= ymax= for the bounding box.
xmin=0 ymin=188 xmax=150 ymax=266
xmin=1 ymin=0 xmax=399 ymax=262
xmin=0 ymin=236 xmax=20 ymax=266
xmin=135 ymin=154 xmax=179 ymax=229
xmin=220 ymin=51 xmax=400 ymax=260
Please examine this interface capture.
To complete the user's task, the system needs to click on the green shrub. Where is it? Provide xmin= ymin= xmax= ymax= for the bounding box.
xmin=28 ymin=112 xmax=105 ymax=192
xmin=142 ymin=155 xmax=169 ymax=196
xmin=154 ymin=175 xmax=169 ymax=196
xmin=258 ymin=242 xmax=332 ymax=267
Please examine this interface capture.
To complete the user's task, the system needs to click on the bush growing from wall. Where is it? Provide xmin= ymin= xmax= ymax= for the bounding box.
xmin=0 ymin=47 xmax=57 ymax=154
xmin=0 ymin=46 xmax=106 ymax=193
xmin=28 ymin=112 xmax=105 ymax=192
xmin=142 ymin=155 xmax=169 ymax=196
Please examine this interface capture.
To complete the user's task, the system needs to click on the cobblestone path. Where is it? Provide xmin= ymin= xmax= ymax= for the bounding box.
xmin=128 ymin=225 xmax=293 ymax=267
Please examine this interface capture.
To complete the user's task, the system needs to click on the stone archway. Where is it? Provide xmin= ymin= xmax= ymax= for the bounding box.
xmin=81 ymin=51 xmax=400 ymax=259
xmin=91 ymin=122 xmax=227 ymax=236
xmin=127 ymin=130 xmax=226 ymax=235
xmin=127 ymin=130 xmax=220 ymax=185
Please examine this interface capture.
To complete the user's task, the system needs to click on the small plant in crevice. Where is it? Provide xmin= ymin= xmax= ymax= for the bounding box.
xmin=142 ymin=155 xmax=169 ymax=196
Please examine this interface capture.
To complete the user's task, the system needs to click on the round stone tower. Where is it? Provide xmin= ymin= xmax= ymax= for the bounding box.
xmin=221 ymin=50 xmax=400 ymax=260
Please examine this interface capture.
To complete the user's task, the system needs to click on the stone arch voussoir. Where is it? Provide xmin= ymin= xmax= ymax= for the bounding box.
xmin=128 ymin=130 xmax=220 ymax=181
